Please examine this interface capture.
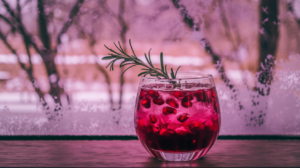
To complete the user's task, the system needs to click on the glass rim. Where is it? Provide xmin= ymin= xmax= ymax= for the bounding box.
xmin=141 ymin=71 xmax=213 ymax=81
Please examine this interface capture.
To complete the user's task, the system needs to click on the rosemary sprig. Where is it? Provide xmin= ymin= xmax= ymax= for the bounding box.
xmin=103 ymin=39 xmax=181 ymax=79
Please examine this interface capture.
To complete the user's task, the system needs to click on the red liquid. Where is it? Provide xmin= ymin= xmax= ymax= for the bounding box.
xmin=135 ymin=84 xmax=220 ymax=157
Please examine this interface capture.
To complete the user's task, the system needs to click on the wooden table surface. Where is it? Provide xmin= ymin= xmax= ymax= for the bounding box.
xmin=0 ymin=140 xmax=299 ymax=167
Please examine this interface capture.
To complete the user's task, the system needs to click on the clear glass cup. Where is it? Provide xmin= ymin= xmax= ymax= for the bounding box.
xmin=134 ymin=72 xmax=221 ymax=161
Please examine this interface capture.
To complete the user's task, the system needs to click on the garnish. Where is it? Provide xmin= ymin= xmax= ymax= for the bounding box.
xmin=102 ymin=39 xmax=181 ymax=79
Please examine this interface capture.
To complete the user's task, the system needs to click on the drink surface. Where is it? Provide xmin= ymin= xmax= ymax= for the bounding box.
xmin=134 ymin=83 xmax=220 ymax=154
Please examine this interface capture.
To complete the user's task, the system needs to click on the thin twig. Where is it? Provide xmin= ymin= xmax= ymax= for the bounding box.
xmin=56 ymin=0 xmax=84 ymax=47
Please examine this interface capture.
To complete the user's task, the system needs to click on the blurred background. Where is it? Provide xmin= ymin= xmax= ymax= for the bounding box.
xmin=0 ymin=0 xmax=299 ymax=135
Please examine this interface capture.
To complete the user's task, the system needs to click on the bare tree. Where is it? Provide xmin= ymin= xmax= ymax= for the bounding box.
xmin=0 ymin=0 xmax=84 ymax=120
xmin=287 ymin=0 xmax=300 ymax=28
xmin=74 ymin=2 xmax=114 ymax=109
xmin=246 ymin=0 xmax=279 ymax=126
xmin=255 ymin=0 xmax=279 ymax=96
xmin=0 ymin=31 xmax=48 ymax=109
xmin=171 ymin=0 xmax=244 ymax=111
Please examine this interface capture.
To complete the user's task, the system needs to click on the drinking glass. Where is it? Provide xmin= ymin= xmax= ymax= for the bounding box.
xmin=134 ymin=72 xmax=221 ymax=161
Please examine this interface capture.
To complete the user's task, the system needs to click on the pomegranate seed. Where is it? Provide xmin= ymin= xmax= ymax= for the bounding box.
xmin=163 ymin=106 xmax=177 ymax=115
xmin=166 ymin=98 xmax=179 ymax=108
xmin=153 ymin=97 xmax=164 ymax=105
xmin=177 ymin=113 xmax=189 ymax=122
xmin=159 ymin=128 xmax=174 ymax=136
xmin=181 ymin=99 xmax=193 ymax=108
xmin=189 ymin=121 xmax=204 ymax=132
xmin=137 ymin=119 xmax=145 ymax=128
xmin=171 ymin=91 xmax=184 ymax=99
xmin=152 ymin=126 xmax=160 ymax=133
xmin=183 ymin=94 xmax=194 ymax=101
xmin=193 ymin=90 xmax=205 ymax=102
xmin=141 ymin=97 xmax=151 ymax=108
xmin=211 ymin=89 xmax=216 ymax=98
xmin=193 ymin=121 xmax=205 ymax=129
xmin=149 ymin=114 xmax=157 ymax=124
xmin=148 ymin=90 xmax=159 ymax=98
xmin=139 ymin=90 xmax=148 ymax=99
xmin=214 ymin=102 xmax=218 ymax=112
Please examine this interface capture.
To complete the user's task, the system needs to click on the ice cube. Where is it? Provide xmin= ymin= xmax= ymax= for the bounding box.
xmin=165 ymin=84 xmax=173 ymax=90
xmin=204 ymin=118 xmax=218 ymax=131
xmin=159 ymin=128 xmax=174 ymax=136
xmin=175 ymin=126 xmax=191 ymax=136
xmin=152 ymin=84 xmax=165 ymax=89
xmin=180 ymin=83 xmax=195 ymax=89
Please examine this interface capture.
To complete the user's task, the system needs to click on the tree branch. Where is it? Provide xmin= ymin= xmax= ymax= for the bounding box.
xmin=2 ymin=0 xmax=41 ymax=55
xmin=171 ymin=0 xmax=234 ymax=90
xmin=219 ymin=0 xmax=238 ymax=50
xmin=0 ymin=14 xmax=16 ymax=33
xmin=0 ymin=30 xmax=25 ymax=70
xmin=0 ymin=30 xmax=46 ymax=106
xmin=16 ymin=0 xmax=33 ymax=72
xmin=56 ymin=0 xmax=84 ymax=47
xmin=37 ymin=0 xmax=51 ymax=50
xmin=1 ymin=0 xmax=16 ymax=19
xmin=256 ymin=0 xmax=279 ymax=96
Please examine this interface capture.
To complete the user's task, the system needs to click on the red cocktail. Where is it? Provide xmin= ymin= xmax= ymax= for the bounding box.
xmin=102 ymin=40 xmax=220 ymax=161
xmin=134 ymin=73 xmax=220 ymax=161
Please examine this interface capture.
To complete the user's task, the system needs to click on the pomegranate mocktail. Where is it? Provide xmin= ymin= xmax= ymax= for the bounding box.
xmin=135 ymin=83 xmax=220 ymax=160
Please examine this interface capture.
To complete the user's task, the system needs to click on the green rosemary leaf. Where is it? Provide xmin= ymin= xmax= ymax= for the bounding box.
xmin=145 ymin=54 xmax=151 ymax=66
xmin=109 ymin=60 xmax=117 ymax=71
xmin=117 ymin=41 xmax=127 ymax=55
xmin=121 ymin=65 xmax=136 ymax=77
xmin=138 ymin=71 xmax=148 ymax=77
xmin=148 ymin=49 xmax=154 ymax=68
xmin=129 ymin=39 xmax=137 ymax=59
xmin=103 ymin=39 xmax=181 ymax=79
xmin=104 ymin=45 xmax=121 ymax=55
xmin=106 ymin=59 xmax=116 ymax=69
xmin=170 ymin=68 xmax=175 ymax=79
xmin=160 ymin=52 xmax=164 ymax=73
xmin=120 ymin=62 xmax=135 ymax=68
xmin=102 ymin=57 xmax=112 ymax=60
xmin=174 ymin=66 xmax=181 ymax=78
xmin=164 ymin=64 xmax=168 ymax=77
xmin=113 ymin=42 xmax=122 ymax=52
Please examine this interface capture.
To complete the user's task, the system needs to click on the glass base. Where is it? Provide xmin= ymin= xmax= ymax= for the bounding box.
xmin=149 ymin=149 xmax=204 ymax=161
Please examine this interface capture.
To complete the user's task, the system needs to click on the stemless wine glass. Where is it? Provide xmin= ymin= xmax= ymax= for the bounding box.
xmin=134 ymin=72 xmax=221 ymax=161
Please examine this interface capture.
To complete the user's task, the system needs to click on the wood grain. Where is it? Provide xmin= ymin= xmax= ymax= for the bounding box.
xmin=0 ymin=140 xmax=299 ymax=167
